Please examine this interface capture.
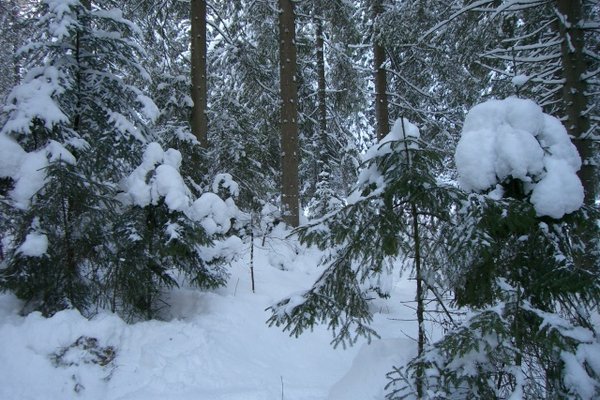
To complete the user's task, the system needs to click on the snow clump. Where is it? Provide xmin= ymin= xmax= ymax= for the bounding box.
xmin=348 ymin=118 xmax=420 ymax=205
xmin=120 ymin=142 xmax=239 ymax=235
xmin=455 ymin=97 xmax=584 ymax=219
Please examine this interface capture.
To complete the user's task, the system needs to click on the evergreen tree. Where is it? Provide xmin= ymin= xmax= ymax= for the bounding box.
xmin=268 ymin=117 xmax=461 ymax=369
xmin=387 ymin=98 xmax=600 ymax=399
xmin=111 ymin=142 xmax=237 ymax=320
xmin=0 ymin=0 xmax=155 ymax=316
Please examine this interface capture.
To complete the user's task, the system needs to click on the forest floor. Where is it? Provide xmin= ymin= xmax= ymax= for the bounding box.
xmin=0 ymin=226 xmax=428 ymax=400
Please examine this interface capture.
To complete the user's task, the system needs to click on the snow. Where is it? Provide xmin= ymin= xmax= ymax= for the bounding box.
xmin=0 ymin=133 xmax=26 ymax=178
xmin=1 ymin=66 xmax=68 ymax=135
xmin=121 ymin=143 xmax=192 ymax=211
xmin=455 ymin=97 xmax=584 ymax=219
xmin=212 ymin=173 xmax=240 ymax=197
xmin=348 ymin=118 xmax=420 ymax=205
xmin=10 ymin=150 xmax=49 ymax=209
xmin=136 ymin=93 xmax=160 ymax=123
xmin=363 ymin=117 xmax=420 ymax=161
xmin=561 ymin=351 xmax=598 ymax=400
xmin=15 ymin=232 xmax=48 ymax=257
xmin=0 ymin=229 xmax=424 ymax=400
xmin=191 ymin=193 xmax=234 ymax=235
xmin=511 ymin=74 xmax=529 ymax=87
xmin=43 ymin=0 xmax=79 ymax=40
xmin=108 ymin=111 xmax=146 ymax=143
xmin=0 ymin=133 xmax=77 ymax=209
xmin=328 ymin=338 xmax=416 ymax=400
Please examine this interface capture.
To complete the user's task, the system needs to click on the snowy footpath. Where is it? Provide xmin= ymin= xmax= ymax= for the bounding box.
xmin=0 ymin=231 xmax=420 ymax=400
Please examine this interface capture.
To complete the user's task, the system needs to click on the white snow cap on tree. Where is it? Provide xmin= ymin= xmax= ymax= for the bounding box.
xmin=120 ymin=142 xmax=190 ymax=211
xmin=363 ymin=118 xmax=420 ymax=161
xmin=120 ymin=142 xmax=239 ymax=235
xmin=455 ymin=97 xmax=584 ymax=219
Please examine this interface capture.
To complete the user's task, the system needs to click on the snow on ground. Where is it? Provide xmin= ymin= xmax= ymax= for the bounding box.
xmin=0 ymin=226 xmax=422 ymax=400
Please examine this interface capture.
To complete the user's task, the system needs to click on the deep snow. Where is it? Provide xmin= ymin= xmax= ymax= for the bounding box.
xmin=0 ymin=227 xmax=421 ymax=400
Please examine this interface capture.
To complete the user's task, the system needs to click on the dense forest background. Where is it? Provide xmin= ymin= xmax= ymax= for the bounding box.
xmin=0 ymin=0 xmax=599 ymax=398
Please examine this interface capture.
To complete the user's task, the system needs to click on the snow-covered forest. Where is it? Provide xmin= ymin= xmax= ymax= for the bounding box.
xmin=0 ymin=0 xmax=599 ymax=399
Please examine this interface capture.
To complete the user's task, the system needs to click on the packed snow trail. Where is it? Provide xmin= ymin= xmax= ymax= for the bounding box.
xmin=0 ymin=230 xmax=420 ymax=400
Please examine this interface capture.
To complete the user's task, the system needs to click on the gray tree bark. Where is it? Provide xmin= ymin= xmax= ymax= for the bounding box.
xmin=556 ymin=0 xmax=596 ymax=205
xmin=278 ymin=0 xmax=300 ymax=227
xmin=373 ymin=0 xmax=389 ymax=141
xmin=191 ymin=0 xmax=208 ymax=148
xmin=316 ymin=18 xmax=328 ymax=177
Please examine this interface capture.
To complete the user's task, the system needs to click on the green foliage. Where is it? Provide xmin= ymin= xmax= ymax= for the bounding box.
xmin=269 ymin=121 xmax=462 ymax=347
xmin=1 ymin=160 xmax=117 ymax=316
xmin=107 ymin=199 xmax=226 ymax=320
xmin=388 ymin=187 xmax=600 ymax=398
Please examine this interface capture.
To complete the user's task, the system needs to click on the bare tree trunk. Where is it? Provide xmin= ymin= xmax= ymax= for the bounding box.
xmin=279 ymin=0 xmax=300 ymax=227
xmin=316 ymin=18 xmax=329 ymax=183
xmin=191 ymin=0 xmax=208 ymax=148
xmin=556 ymin=0 xmax=595 ymax=205
xmin=373 ymin=0 xmax=389 ymax=141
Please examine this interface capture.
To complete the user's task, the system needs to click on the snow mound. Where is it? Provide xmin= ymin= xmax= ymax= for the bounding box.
xmin=328 ymin=338 xmax=416 ymax=400
xmin=455 ymin=97 xmax=584 ymax=219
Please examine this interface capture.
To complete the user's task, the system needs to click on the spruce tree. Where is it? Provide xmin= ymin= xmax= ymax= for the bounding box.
xmin=268 ymin=118 xmax=461 ymax=364
xmin=0 ymin=0 xmax=154 ymax=316
xmin=387 ymin=98 xmax=600 ymax=399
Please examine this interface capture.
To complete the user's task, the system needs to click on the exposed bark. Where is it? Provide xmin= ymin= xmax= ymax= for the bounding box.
xmin=190 ymin=0 xmax=208 ymax=148
xmin=278 ymin=0 xmax=300 ymax=227
xmin=316 ymin=18 xmax=330 ymax=184
xmin=373 ymin=0 xmax=389 ymax=140
xmin=556 ymin=0 xmax=596 ymax=205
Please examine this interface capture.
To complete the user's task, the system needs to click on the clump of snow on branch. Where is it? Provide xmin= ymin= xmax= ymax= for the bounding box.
xmin=1 ymin=66 xmax=68 ymax=135
xmin=0 ymin=134 xmax=76 ymax=209
xmin=455 ymin=97 xmax=584 ymax=219
xmin=16 ymin=233 xmax=48 ymax=258
xmin=120 ymin=142 xmax=239 ymax=235
xmin=347 ymin=118 xmax=420 ymax=205
xmin=363 ymin=118 xmax=420 ymax=162
xmin=120 ymin=142 xmax=190 ymax=211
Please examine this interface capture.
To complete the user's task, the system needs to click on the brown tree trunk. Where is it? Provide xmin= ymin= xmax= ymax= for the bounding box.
xmin=191 ymin=0 xmax=208 ymax=148
xmin=278 ymin=0 xmax=300 ymax=227
xmin=556 ymin=0 xmax=595 ymax=205
xmin=316 ymin=18 xmax=328 ymax=178
xmin=373 ymin=0 xmax=389 ymax=141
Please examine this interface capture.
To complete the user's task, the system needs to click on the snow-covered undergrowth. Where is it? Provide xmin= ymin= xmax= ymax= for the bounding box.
xmin=0 ymin=226 xmax=422 ymax=400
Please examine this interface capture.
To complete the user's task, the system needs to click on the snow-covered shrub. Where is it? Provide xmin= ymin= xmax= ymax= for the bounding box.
xmin=109 ymin=143 xmax=241 ymax=320
xmin=388 ymin=98 xmax=599 ymax=399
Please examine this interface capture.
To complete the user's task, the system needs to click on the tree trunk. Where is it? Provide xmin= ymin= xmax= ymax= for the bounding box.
xmin=190 ymin=0 xmax=208 ymax=148
xmin=278 ymin=0 xmax=300 ymax=227
xmin=373 ymin=0 xmax=389 ymax=141
xmin=556 ymin=0 xmax=595 ymax=205
xmin=316 ymin=18 xmax=329 ymax=185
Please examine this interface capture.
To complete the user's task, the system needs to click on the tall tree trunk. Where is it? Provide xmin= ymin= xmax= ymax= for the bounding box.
xmin=278 ymin=0 xmax=300 ymax=227
xmin=373 ymin=0 xmax=389 ymax=141
xmin=316 ymin=18 xmax=329 ymax=184
xmin=556 ymin=0 xmax=595 ymax=205
xmin=191 ymin=0 xmax=208 ymax=148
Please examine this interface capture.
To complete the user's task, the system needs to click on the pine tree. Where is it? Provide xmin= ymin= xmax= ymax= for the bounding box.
xmin=268 ymin=118 xmax=462 ymax=370
xmin=387 ymin=98 xmax=600 ymax=399
xmin=0 ymin=0 xmax=154 ymax=316
xmin=110 ymin=142 xmax=236 ymax=320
